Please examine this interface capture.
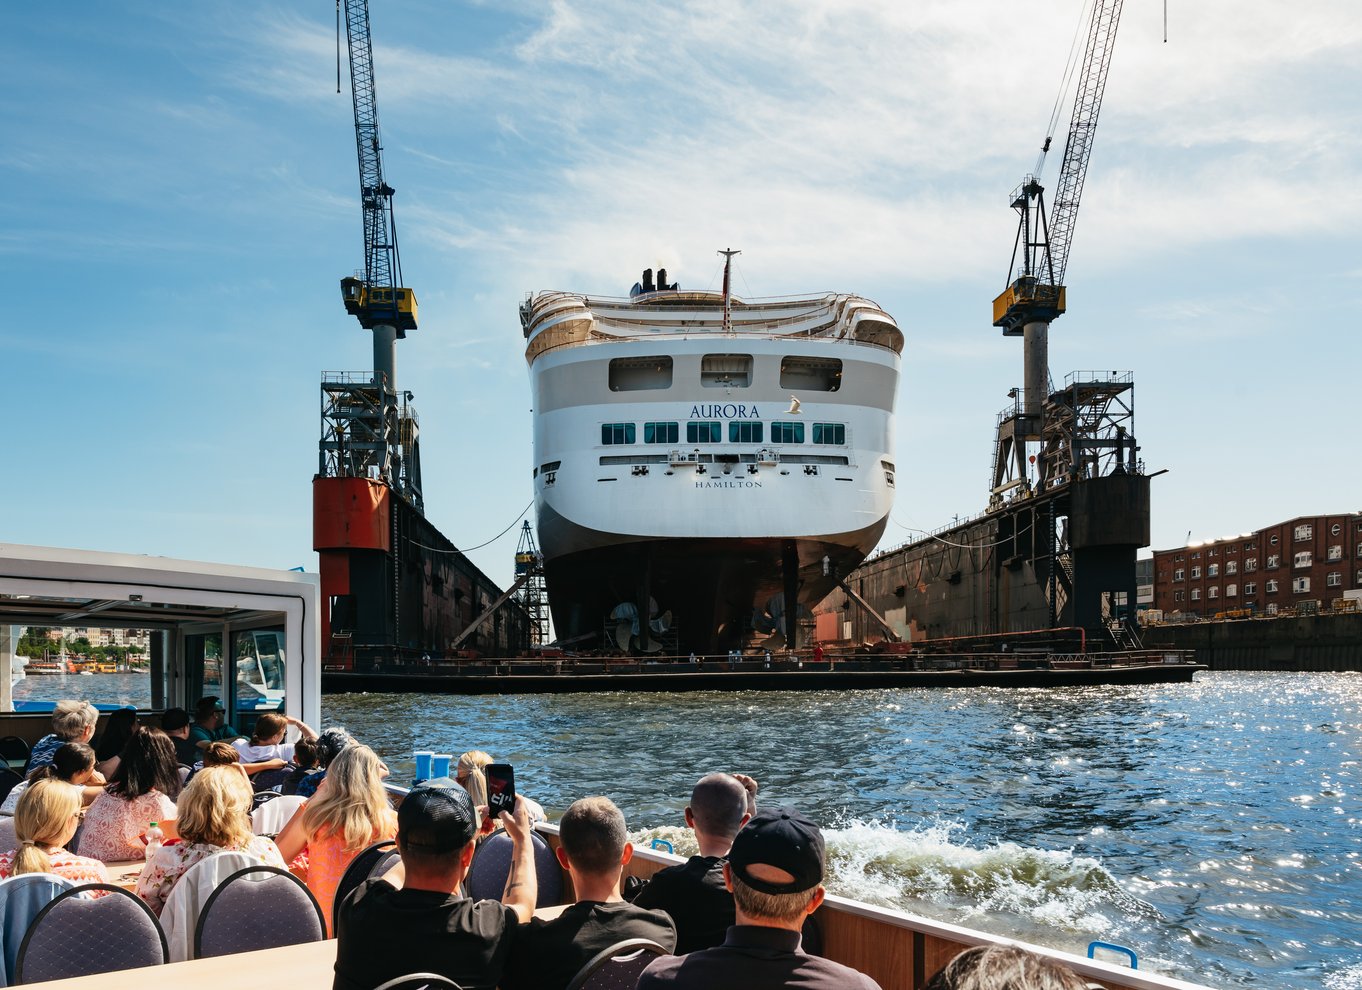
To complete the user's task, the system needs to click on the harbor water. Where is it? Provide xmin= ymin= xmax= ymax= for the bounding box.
xmin=16 ymin=670 xmax=1361 ymax=988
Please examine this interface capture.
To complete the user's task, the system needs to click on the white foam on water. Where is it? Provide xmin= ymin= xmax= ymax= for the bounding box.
xmin=1326 ymin=963 xmax=1362 ymax=990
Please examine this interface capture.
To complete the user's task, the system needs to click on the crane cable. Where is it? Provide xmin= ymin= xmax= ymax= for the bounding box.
xmin=335 ymin=0 xmax=342 ymax=94
xmin=1035 ymin=0 xmax=1098 ymax=177
xmin=402 ymin=500 xmax=534 ymax=555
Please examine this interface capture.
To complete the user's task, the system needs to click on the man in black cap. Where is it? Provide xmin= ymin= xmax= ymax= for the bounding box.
xmin=638 ymin=806 xmax=882 ymax=990
xmin=159 ymin=707 xmax=199 ymax=766
xmin=333 ymin=778 xmax=538 ymax=990
xmin=187 ymin=696 xmax=240 ymax=751
xmin=631 ymin=772 xmax=757 ymax=952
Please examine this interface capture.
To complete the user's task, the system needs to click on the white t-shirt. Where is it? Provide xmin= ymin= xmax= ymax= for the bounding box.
xmin=230 ymin=739 xmax=294 ymax=763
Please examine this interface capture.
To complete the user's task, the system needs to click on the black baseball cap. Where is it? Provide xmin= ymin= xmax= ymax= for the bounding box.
xmin=398 ymin=777 xmax=478 ymax=853
xmin=727 ymin=806 xmax=826 ymax=894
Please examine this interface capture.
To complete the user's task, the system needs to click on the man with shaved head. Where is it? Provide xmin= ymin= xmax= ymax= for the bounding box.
xmin=632 ymin=772 xmax=757 ymax=952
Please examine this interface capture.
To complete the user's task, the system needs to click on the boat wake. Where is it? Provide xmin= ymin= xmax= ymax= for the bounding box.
xmin=634 ymin=817 xmax=1160 ymax=952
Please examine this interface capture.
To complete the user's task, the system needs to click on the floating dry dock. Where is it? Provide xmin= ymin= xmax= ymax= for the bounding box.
xmin=322 ymin=650 xmax=1203 ymax=694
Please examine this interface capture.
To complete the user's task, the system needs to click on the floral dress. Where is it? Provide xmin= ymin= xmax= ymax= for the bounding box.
xmin=76 ymin=789 xmax=178 ymax=863
xmin=0 ymin=848 xmax=110 ymax=888
xmin=135 ymin=835 xmax=286 ymax=916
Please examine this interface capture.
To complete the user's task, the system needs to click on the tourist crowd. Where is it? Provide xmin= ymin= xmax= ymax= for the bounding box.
xmin=2 ymin=697 xmax=1096 ymax=990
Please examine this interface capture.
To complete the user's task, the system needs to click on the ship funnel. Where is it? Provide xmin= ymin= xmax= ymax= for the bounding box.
xmin=642 ymin=268 xmax=655 ymax=293
xmin=657 ymin=268 xmax=668 ymax=290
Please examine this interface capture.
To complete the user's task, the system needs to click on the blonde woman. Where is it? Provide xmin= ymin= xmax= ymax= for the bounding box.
xmin=455 ymin=749 xmax=546 ymax=825
xmin=0 ymin=778 xmax=110 ymax=887
xmin=276 ymin=743 xmax=396 ymax=933
xmin=134 ymin=766 xmax=284 ymax=916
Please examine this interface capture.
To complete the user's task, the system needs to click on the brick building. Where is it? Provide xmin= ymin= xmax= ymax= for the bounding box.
xmin=1153 ymin=513 xmax=1362 ymax=617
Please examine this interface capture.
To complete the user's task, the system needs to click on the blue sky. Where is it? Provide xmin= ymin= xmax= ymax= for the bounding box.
xmin=4 ymin=1 xmax=1360 ymax=591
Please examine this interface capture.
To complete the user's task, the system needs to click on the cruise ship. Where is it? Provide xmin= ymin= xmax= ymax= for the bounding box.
xmin=520 ymin=258 xmax=903 ymax=655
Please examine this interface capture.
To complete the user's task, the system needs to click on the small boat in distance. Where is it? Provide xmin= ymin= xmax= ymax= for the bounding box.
xmin=522 ymin=252 xmax=902 ymax=655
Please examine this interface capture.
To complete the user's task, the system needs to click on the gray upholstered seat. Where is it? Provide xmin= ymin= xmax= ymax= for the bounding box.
xmin=464 ymin=830 xmax=562 ymax=907
xmin=372 ymin=974 xmax=465 ymax=990
xmin=193 ymin=865 xmax=326 ymax=959
xmin=15 ymin=884 xmax=167 ymax=983
xmin=0 ymin=873 xmax=75 ymax=986
xmin=332 ymin=839 xmax=399 ymax=931
xmin=565 ymin=938 xmax=668 ymax=990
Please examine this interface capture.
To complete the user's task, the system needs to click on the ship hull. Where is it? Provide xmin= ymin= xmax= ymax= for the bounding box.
xmin=540 ymin=500 xmax=886 ymax=654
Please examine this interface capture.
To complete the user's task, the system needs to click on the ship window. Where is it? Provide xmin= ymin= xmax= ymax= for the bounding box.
xmin=771 ymin=422 xmax=804 ymax=443
xmin=609 ymin=356 xmax=673 ymax=391
xmin=687 ymin=421 xmax=721 ymax=444
xmin=701 ymin=354 xmax=752 ymax=388
xmin=601 ymin=423 xmax=636 ymax=445
xmin=729 ymin=421 xmax=764 ymax=443
xmin=812 ymin=422 xmax=846 ymax=445
xmin=780 ymin=356 xmax=842 ymax=392
xmin=643 ymin=422 xmax=679 ymax=444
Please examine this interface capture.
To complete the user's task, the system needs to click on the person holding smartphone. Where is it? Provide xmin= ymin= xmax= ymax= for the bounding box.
xmin=332 ymin=778 xmax=538 ymax=990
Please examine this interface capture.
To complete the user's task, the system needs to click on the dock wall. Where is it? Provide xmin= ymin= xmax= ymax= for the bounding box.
xmin=1142 ymin=613 xmax=1362 ymax=671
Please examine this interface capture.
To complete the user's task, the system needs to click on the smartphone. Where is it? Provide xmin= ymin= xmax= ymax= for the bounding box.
xmin=486 ymin=763 xmax=516 ymax=817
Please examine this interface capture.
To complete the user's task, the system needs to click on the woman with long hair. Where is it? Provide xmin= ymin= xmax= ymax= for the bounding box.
xmin=456 ymin=749 xmax=545 ymax=826
xmin=78 ymin=726 xmax=182 ymax=861
xmin=0 ymin=778 xmax=109 ymax=886
xmin=134 ymin=766 xmax=285 ymax=915
xmin=275 ymin=743 xmax=396 ymax=932
xmin=1 ymin=742 xmax=103 ymax=816
xmin=93 ymin=707 xmax=139 ymax=778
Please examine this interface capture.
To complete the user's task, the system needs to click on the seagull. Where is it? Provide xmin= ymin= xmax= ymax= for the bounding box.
xmin=787 ymin=395 xmax=802 ymax=415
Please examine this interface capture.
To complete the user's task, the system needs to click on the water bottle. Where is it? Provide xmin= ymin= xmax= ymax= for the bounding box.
xmin=145 ymin=821 xmax=165 ymax=857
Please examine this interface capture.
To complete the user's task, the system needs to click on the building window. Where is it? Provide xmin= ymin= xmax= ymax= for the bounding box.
xmin=1293 ymin=576 xmax=1311 ymax=594
xmin=1208 ymin=587 xmax=1219 ymax=599
xmin=1244 ymin=541 xmax=1256 ymax=551
xmin=1174 ymin=591 xmax=1184 ymax=602
xmin=1295 ymin=524 xmax=1313 ymax=541
xmin=1327 ymin=573 xmax=1342 ymax=587
xmin=1267 ymin=579 xmax=1279 ymax=593
xmin=1244 ymin=582 xmax=1257 ymax=595
xmin=1174 ymin=568 xmax=1185 ymax=581
xmin=1226 ymin=584 xmax=1238 ymax=597
xmin=1328 ymin=545 xmax=1343 ymax=561
xmin=1331 ymin=523 xmax=1342 ymax=536
xmin=601 ymin=423 xmax=636 ymax=445
xmin=1192 ymin=551 xmax=1201 ymax=560
xmin=812 ymin=422 xmax=847 ymax=445
xmin=1226 ymin=561 xmax=1238 ymax=575
xmin=1245 ymin=558 xmax=1257 ymax=571
xmin=1267 ymin=555 xmax=1280 ymax=568
xmin=1209 ymin=548 xmax=1219 ymax=557
xmin=729 ymin=421 xmax=764 ymax=443
xmin=1270 ymin=534 xmax=1279 ymax=546
xmin=643 ymin=422 xmax=679 ymax=444
xmin=1357 ymin=570 xmax=1362 ymax=585
xmin=1191 ymin=566 xmax=1201 ymax=579
xmin=770 ymin=421 xmax=804 ymax=444
xmin=1191 ymin=588 xmax=1200 ymax=601
xmin=1175 ymin=554 xmax=1184 ymax=562
xmin=1208 ymin=564 xmax=1219 ymax=577
xmin=1294 ymin=551 xmax=1313 ymax=568
xmin=687 ymin=421 xmax=721 ymax=444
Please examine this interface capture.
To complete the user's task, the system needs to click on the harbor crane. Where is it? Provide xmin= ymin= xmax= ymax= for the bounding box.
xmin=330 ymin=0 xmax=423 ymax=510
xmin=991 ymin=0 xmax=1126 ymax=494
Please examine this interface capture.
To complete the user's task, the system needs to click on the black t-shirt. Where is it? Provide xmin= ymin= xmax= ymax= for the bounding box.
xmin=499 ymin=899 xmax=677 ymax=990
xmin=171 ymin=734 xmax=200 ymax=767
xmin=632 ymin=855 xmax=734 ymax=954
xmin=333 ymin=878 xmax=520 ymax=990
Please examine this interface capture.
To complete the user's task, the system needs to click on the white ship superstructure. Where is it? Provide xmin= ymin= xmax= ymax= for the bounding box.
xmin=520 ymin=265 xmax=903 ymax=654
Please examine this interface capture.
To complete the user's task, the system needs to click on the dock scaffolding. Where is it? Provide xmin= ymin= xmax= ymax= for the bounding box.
xmin=514 ymin=521 xmax=551 ymax=648
xmin=318 ymin=371 xmax=423 ymax=513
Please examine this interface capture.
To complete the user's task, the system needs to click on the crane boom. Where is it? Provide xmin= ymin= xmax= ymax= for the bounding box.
xmin=1048 ymin=0 xmax=1125 ymax=287
xmin=993 ymin=0 xmax=1125 ymax=336
xmin=340 ymin=0 xmax=417 ymax=337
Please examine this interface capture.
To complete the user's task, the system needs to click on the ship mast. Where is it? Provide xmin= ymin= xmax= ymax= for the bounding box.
xmin=719 ymin=248 xmax=740 ymax=335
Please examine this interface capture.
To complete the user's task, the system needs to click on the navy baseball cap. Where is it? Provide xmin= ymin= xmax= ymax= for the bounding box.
xmin=398 ymin=777 xmax=478 ymax=853
xmin=727 ymin=806 xmax=826 ymax=894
